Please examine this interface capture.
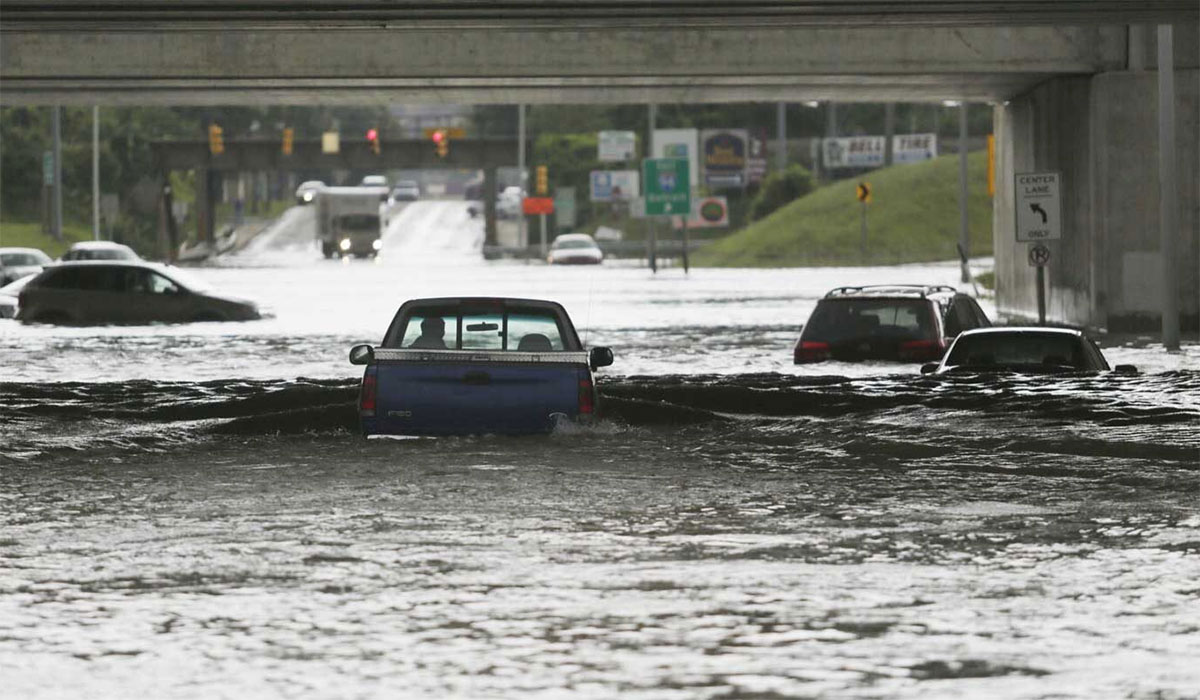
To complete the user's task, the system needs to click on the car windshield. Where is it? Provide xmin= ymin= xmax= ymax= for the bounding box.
xmin=390 ymin=304 xmax=567 ymax=351
xmin=945 ymin=333 xmax=1088 ymax=369
xmin=335 ymin=215 xmax=379 ymax=231
xmin=803 ymin=299 xmax=935 ymax=342
xmin=1 ymin=252 xmax=46 ymax=266
xmin=553 ymin=239 xmax=595 ymax=250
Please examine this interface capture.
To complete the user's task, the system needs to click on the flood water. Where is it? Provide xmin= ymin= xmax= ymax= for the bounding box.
xmin=2 ymin=202 xmax=1198 ymax=699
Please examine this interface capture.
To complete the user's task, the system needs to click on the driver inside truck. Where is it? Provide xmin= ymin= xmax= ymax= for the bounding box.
xmin=409 ymin=316 xmax=449 ymax=349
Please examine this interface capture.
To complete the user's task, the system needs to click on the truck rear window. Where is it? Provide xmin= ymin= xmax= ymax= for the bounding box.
xmin=804 ymin=299 xmax=936 ymax=342
xmin=392 ymin=306 xmax=567 ymax=351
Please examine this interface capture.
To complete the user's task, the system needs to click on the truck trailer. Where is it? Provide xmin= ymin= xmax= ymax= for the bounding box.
xmin=316 ymin=186 xmax=387 ymax=258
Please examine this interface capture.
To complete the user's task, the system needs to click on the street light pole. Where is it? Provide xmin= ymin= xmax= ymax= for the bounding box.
xmin=958 ymin=101 xmax=970 ymax=284
xmin=93 ymin=106 xmax=100 ymax=240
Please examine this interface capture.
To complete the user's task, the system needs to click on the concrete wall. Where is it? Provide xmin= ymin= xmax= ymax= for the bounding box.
xmin=993 ymin=68 xmax=1199 ymax=332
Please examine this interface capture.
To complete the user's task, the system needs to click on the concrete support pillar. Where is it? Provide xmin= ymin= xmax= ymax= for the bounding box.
xmin=1158 ymin=24 xmax=1180 ymax=350
xmin=196 ymin=167 xmax=216 ymax=244
xmin=483 ymin=167 xmax=498 ymax=247
xmin=1129 ymin=24 xmax=1150 ymax=70
xmin=92 ymin=106 xmax=100 ymax=240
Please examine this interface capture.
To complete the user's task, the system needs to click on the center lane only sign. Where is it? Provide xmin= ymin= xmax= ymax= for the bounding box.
xmin=1015 ymin=171 xmax=1062 ymax=241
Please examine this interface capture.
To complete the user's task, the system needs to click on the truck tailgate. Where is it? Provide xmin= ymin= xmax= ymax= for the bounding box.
xmin=368 ymin=350 xmax=587 ymax=435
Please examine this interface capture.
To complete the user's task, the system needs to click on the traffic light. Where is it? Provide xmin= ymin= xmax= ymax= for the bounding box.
xmin=207 ymin=124 xmax=224 ymax=155
xmin=432 ymin=129 xmax=449 ymax=158
xmin=367 ymin=127 xmax=381 ymax=155
xmin=535 ymin=165 xmax=548 ymax=195
xmin=281 ymin=127 xmax=294 ymax=156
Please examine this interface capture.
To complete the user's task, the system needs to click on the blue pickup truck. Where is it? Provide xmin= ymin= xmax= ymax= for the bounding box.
xmin=349 ymin=297 xmax=614 ymax=436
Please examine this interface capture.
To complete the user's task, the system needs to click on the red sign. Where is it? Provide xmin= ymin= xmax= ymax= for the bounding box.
xmin=522 ymin=197 xmax=555 ymax=215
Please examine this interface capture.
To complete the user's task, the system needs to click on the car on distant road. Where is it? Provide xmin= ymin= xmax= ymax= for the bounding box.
xmin=548 ymin=234 xmax=604 ymax=265
xmin=349 ymin=297 xmax=614 ymax=436
xmin=0 ymin=247 xmax=52 ymax=285
xmin=921 ymin=327 xmax=1136 ymax=374
xmin=17 ymin=261 xmax=261 ymax=325
xmin=794 ymin=285 xmax=990 ymax=364
xmin=388 ymin=180 xmax=421 ymax=204
xmin=361 ymin=175 xmax=388 ymax=188
xmin=60 ymin=241 xmax=139 ymax=262
xmin=0 ymin=275 xmax=34 ymax=319
xmin=295 ymin=180 xmax=325 ymax=204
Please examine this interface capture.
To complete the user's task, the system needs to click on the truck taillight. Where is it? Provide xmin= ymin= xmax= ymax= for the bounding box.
xmin=794 ymin=340 xmax=831 ymax=363
xmin=899 ymin=339 xmax=944 ymax=361
xmin=359 ymin=371 xmax=377 ymax=416
xmin=578 ymin=378 xmax=594 ymax=415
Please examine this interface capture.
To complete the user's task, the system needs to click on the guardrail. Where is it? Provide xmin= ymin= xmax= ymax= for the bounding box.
xmin=482 ymin=240 xmax=709 ymax=261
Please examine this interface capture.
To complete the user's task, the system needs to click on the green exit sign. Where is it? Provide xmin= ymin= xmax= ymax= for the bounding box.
xmin=642 ymin=158 xmax=690 ymax=216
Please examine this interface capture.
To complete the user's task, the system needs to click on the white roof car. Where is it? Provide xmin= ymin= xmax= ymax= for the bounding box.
xmin=361 ymin=175 xmax=389 ymax=188
xmin=295 ymin=180 xmax=325 ymax=203
xmin=548 ymin=234 xmax=603 ymax=266
xmin=0 ymin=247 xmax=52 ymax=285
xmin=60 ymin=241 xmax=139 ymax=262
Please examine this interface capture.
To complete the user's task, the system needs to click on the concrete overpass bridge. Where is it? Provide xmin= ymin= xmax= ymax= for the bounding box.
xmin=2 ymin=1 xmax=1197 ymax=339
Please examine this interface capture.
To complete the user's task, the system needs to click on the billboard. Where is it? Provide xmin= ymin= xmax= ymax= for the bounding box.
xmin=598 ymin=131 xmax=637 ymax=162
xmin=652 ymin=129 xmax=699 ymax=188
xmin=589 ymin=170 xmax=639 ymax=201
xmin=671 ymin=196 xmax=730 ymax=229
xmin=892 ymin=133 xmax=938 ymax=164
xmin=701 ymin=129 xmax=749 ymax=188
xmin=822 ymin=136 xmax=886 ymax=168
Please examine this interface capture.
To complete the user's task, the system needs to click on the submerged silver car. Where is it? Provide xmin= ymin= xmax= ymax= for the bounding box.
xmin=0 ymin=247 xmax=52 ymax=285
xmin=17 ymin=261 xmax=261 ymax=325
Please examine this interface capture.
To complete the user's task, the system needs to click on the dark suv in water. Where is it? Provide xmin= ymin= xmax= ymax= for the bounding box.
xmin=794 ymin=285 xmax=990 ymax=364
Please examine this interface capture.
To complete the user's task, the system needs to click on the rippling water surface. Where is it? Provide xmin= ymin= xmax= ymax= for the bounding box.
xmin=2 ymin=203 xmax=1198 ymax=699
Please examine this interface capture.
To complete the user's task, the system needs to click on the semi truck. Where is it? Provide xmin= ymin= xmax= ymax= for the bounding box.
xmin=316 ymin=186 xmax=388 ymax=258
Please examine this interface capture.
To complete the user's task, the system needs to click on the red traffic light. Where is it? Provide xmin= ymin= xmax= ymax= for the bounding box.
xmin=431 ymin=130 xmax=445 ymax=144
xmin=366 ymin=128 xmax=379 ymax=141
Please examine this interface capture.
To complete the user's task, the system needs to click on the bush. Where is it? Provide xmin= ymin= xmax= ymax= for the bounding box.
xmin=749 ymin=164 xmax=815 ymax=221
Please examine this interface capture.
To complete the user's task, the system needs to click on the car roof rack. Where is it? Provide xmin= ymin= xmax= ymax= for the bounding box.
xmin=824 ymin=284 xmax=959 ymax=299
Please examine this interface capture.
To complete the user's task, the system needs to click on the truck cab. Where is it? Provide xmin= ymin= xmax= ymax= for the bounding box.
xmin=350 ymin=297 xmax=614 ymax=436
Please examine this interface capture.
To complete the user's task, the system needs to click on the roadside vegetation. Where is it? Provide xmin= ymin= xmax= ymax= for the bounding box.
xmin=694 ymin=151 xmax=993 ymax=267
xmin=0 ymin=221 xmax=92 ymax=258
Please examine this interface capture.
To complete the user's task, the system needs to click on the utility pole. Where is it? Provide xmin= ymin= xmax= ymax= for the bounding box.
xmin=1158 ymin=24 xmax=1180 ymax=350
xmin=92 ymin=106 xmax=100 ymax=240
xmin=647 ymin=103 xmax=658 ymax=273
xmin=517 ymin=103 xmax=527 ymax=253
xmin=883 ymin=103 xmax=895 ymax=166
xmin=775 ymin=102 xmax=787 ymax=171
xmin=51 ymin=106 xmax=63 ymax=241
xmin=958 ymin=101 xmax=970 ymax=283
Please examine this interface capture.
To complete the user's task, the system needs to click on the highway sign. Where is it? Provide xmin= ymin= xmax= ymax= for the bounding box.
xmin=1015 ymin=171 xmax=1061 ymax=241
xmin=855 ymin=182 xmax=871 ymax=203
xmin=1028 ymin=243 xmax=1051 ymax=267
xmin=589 ymin=170 xmax=639 ymax=202
xmin=642 ymin=158 xmax=691 ymax=216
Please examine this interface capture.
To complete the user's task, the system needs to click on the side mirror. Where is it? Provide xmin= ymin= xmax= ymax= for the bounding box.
xmin=1114 ymin=364 xmax=1138 ymax=374
xmin=589 ymin=346 xmax=614 ymax=369
xmin=920 ymin=363 xmax=939 ymax=375
xmin=349 ymin=344 xmax=374 ymax=365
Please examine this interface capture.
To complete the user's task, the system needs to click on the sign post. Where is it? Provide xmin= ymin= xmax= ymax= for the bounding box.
xmin=856 ymin=182 xmax=871 ymax=263
xmin=1016 ymin=172 xmax=1062 ymax=325
xmin=1028 ymin=243 xmax=1051 ymax=325
xmin=643 ymin=158 xmax=691 ymax=274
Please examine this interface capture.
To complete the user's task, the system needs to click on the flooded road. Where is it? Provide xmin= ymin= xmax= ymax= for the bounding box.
xmin=2 ymin=202 xmax=1198 ymax=698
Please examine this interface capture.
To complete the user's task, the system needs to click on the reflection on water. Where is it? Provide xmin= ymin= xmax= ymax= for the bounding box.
xmin=1 ymin=203 xmax=1198 ymax=698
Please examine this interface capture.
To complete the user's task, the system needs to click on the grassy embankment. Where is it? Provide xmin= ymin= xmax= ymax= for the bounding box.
xmin=694 ymin=150 xmax=993 ymax=267
xmin=0 ymin=220 xmax=93 ymax=258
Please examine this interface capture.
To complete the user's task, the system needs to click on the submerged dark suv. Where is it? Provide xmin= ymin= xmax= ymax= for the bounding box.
xmin=793 ymin=285 xmax=990 ymax=364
